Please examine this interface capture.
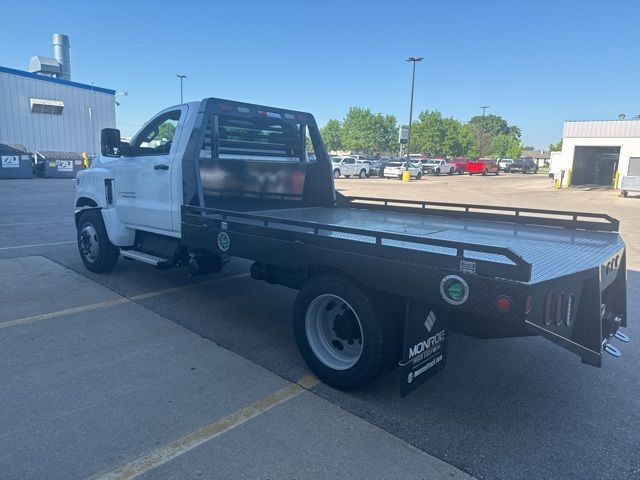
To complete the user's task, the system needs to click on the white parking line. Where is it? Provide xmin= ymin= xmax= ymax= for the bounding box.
xmin=0 ymin=240 xmax=76 ymax=250
xmin=0 ymin=219 xmax=73 ymax=227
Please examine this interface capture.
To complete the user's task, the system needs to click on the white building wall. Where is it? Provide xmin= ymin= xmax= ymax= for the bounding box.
xmin=0 ymin=67 xmax=115 ymax=156
xmin=559 ymin=120 xmax=640 ymax=179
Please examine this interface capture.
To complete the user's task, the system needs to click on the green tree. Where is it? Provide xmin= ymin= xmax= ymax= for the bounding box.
xmin=157 ymin=122 xmax=176 ymax=142
xmin=321 ymin=119 xmax=342 ymax=153
xmin=491 ymin=134 xmax=522 ymax=160
xmin=549 ymin=139 xmax=563 ymax=151
xmin=341 ymin=107 xmax=394 ymax=154
xmin=468 ymin=114 xmax=521 ymax=156
xmin=411 ymin=111 xmax=478 ymax=157
xmin=374 ymin=114 xmax=398 ymax=153
xmin=411 ymin=110 xmax=445 ymax=156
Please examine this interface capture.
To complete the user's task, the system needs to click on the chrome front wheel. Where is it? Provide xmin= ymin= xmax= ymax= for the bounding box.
xmin=79 ymin=224 xmax=100 ymax=263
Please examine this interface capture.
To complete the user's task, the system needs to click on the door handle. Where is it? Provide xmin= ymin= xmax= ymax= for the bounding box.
xmin=154 ymin=164 xmax=169 ymax=171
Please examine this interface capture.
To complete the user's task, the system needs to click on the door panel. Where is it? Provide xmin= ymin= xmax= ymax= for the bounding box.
xmin=115 ymin=108 xmax=185 ymax=232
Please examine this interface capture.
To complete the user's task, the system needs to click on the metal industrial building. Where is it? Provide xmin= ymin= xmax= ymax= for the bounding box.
xmin=0 ymin=34 xmax=115 ymax=157
xmin=552 ymin=120 xmax=640 ymax=187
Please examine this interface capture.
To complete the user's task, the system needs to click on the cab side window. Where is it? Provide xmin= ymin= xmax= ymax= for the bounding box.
xmin=130 ymin=110 xmax=181 ymax=156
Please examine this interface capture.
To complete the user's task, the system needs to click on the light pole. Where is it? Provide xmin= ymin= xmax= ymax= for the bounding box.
xmin=479 ymin=105 xmax=489 ymax=156
xmin=405 ymin=57 xmax=423 ymax=180
xmin=115 ymin=91 xmax=128 ymax=107
xmin=176 ymin=74 xmax=187 ymax=103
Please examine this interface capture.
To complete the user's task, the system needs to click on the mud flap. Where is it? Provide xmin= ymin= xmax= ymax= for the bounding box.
xmin=400 ymin=299 xmax=449 ymax=397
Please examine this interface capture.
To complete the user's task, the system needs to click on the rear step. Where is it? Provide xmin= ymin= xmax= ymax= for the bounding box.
xmin=120 ymin=249 xmax=171 ymax=268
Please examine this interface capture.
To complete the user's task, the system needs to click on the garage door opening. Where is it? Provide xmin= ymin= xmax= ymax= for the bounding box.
xmin=572 ymin=146 xmax=620 ymax=186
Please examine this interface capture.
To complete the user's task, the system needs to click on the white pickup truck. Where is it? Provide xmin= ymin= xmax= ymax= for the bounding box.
xmin=330 ymin=156 xmax=369 ymax=179
xmin=73 ymin=97 xmax=629 ymax=395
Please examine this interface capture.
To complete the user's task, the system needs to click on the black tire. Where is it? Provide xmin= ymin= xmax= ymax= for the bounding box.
xmin=345 ymin=175 xmax=351 ymax=178
xmin=469 ymin=171 xmax=473 ymax=176
xmin=333 ymin=169 xmax=340 ymax=179
xmin=622 ymin=190 xmax=629 ymax=197
xmin=435 ymin=168 xmax=440 ymax=176
xmin=293 ymin=274 xmax=400 ymax=390
xmin=495 ymin=169 xmax=500 ymax=176
xmin=359 ymin=169 xmax=367 ymax=179
xmin=448 ymin=168 xmax=454 ymax=175
xmin=482 ymin=169 xmax=488 ymax=176
xmin=77 ymin=210 xmax=119 ymax=273
xmin=416 ymin=172 xmax=422 ymax=180
xmin=458 ymin=168 xmax=465 ymax=175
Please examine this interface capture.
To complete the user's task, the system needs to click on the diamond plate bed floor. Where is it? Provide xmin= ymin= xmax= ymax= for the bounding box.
xmin=249 ymin=206 xmax=625 ymax=284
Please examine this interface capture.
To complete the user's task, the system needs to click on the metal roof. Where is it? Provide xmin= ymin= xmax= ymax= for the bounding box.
xmin=563 ymin=120 xmax=640 ymax=138
xmin=0 ymin=65 xmax=115 ymax=95
xmin=0 ymin=143 xmax=31 ymax=154
xmin=35 ymin=150 xmax=84 ymax=160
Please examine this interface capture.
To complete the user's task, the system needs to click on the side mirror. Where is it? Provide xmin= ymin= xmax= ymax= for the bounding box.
xmin=101 ymin=128 xmax=122 ymax=157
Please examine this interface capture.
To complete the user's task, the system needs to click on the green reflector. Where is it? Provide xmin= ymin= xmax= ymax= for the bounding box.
xmin=447 ymin=282 xmax=465 ymax=300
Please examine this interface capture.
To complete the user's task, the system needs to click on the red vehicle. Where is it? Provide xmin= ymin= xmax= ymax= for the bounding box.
xmin=467 ymin=158 xmax=500 ymax=176
xmin=448 ymin=157 xmax=470 ymax=175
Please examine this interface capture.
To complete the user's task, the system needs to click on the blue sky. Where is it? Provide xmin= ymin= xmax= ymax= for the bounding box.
xmin=1 ymin=0 xmax=638 ymax=148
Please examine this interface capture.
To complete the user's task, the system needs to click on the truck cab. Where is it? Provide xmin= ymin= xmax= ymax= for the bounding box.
xmin=76 ymin=103 xmax=196 ymax=246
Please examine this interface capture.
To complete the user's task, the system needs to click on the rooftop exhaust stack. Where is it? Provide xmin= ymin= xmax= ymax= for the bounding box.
xmin=28 ymin=34 xmax=71 ymax=80
xmin=52 ymin=34 xmax=71 ymax=80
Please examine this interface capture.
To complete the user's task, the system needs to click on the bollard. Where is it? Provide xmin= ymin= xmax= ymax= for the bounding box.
xmin=82 ymin=152 xmax=90 ymax=169
xmin=566 ymin=169 xmax=572 ymax=187
xmin=402 ymin=170 xmax=411 ymax=182
xmin=613 ymin=170 xmax=620 ymax=189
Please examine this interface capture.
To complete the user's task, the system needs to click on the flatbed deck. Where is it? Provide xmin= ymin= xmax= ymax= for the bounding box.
xmin=247 ymin=205 xmax=624 ymax=284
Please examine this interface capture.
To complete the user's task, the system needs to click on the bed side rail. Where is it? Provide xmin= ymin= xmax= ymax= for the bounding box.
xmin=182 ymin=205 xmax=533 ymax=282
xmin=342 ymin=196 xmax=619 ymax=232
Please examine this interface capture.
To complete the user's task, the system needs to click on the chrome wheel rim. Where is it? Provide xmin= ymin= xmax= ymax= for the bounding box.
xmin=305 ymin=294 xmax=363 ymax=370
xmin=79 ymin=224 xmax=99 ymax=262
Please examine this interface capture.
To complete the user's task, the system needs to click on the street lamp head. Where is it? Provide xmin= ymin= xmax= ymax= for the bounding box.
xmin=176 ymin=74 xmax=188 ymax=79
xmin=406 ymin=57 xmax=424 ymax=62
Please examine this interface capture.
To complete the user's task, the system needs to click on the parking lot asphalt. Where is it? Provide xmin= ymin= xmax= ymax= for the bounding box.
xmin=1 ymin=175 xmax=638 ymax=480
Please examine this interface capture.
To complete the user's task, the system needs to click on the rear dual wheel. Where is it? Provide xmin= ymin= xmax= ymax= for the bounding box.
xmin=293 ymin=275 xmax=400 ymax=390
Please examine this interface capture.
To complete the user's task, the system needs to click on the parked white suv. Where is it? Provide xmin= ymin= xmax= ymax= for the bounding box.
xmin=383 ymin=161 xmax=422 ymax=179
xmin=331 ymin=156 xmax=369 ymax=178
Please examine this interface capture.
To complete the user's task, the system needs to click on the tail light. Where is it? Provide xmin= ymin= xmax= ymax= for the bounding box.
xmin=566 ymin=295 xmax=574 ymax=326
xmin=544 ymin=291 xmax=554 ymax=325
xmin=525 ymin=296 xmax=533 ymax=314
xmin=554 ymin=293 xmax=565 ymax=326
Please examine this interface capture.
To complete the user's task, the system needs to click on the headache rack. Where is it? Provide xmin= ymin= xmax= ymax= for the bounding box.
xmin=182 ymin=204 xmax=534 ymax=283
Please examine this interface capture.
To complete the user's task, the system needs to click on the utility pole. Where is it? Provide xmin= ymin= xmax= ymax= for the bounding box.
xmin=405 ymin=57 xmax=423 ymax=177
xmin=176 ymin=74 xmax=187 ymax=103
xmin=479 ymin=105 xmax=489 ymax=156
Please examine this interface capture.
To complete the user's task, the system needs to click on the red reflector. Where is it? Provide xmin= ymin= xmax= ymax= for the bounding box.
xmin=496 ymin=295 xmax=512 ymax=312
xmin=544 ymin=291 xmax=554 ymax=325
xmin=525 ymin=296 xmax=533 ymax=314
